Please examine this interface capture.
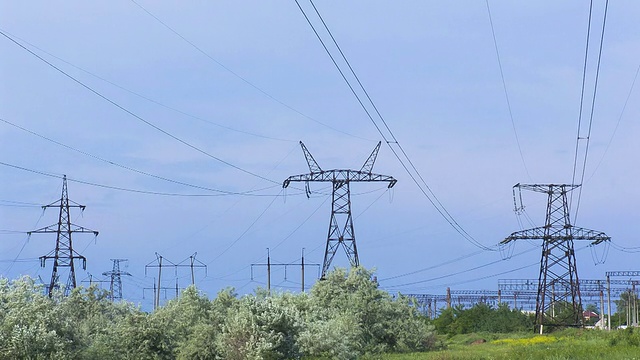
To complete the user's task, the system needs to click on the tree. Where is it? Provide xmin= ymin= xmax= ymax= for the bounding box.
xmin=0 ymin=269 xmax=437 ymax=359
xmin=216 ymin=292 xmax=302 ymax=360
xmin=303 ymin=267 xmax=435 ymax=357
xmin=613 ymin=291 xmax=639 ymax=328
xmin=432 ymin=302 xmax=534 ymax=335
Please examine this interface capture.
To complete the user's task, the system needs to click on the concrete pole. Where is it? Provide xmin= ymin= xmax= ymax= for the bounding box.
xmin=267 ymin=248 xmax=271 ymax=294
xmin=156 ymin=256 xmax=162 ymax=310
xmin=607 ymin=274 xmax=612 ymax=330
xmin=301 ymin=248 xmax=305 ymax=293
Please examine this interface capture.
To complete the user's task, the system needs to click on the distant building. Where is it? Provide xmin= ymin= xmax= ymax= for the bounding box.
xmin=583 ymin=310 xmax=599 ymax=320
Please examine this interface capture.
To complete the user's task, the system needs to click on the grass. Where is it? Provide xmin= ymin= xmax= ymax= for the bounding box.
xmin=362 ymin=328 xmax=640 ymax=360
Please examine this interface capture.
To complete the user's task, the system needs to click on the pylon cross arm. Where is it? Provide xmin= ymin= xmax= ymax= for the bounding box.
xmin=28 ymin=223 xmax=65 ymax=234
xmin=27 ymin=224 xmax=98 ymax=235
xmin=570 ymin=227 xmax=610 ymax=245
xmin=501 ymin=226 xmax=610 ymax=245
xmin=283 ymin=170 xmax=397 ymax=188
xmin=501 ymin=227 xmax=546 ymax=244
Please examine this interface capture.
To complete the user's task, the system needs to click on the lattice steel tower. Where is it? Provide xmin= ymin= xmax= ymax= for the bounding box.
xmin=103 ymin=259 xmax=131 ymax=301
xmin=283 ymin=141 xmax=396 ymax=278
xmin=28 ymin=175 xmax=99 ymax=297
xmin=501 ymin=184 xmax=609 ymax=332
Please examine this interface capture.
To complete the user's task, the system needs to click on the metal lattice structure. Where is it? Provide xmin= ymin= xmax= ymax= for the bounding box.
xmin=283 ymin=141 xmax=396 ymax=278
xmin=102 ymin=259 xmax=131 ymax=302
xmin=403 ymin=290 xmax=525 ymax=319
xmin=501 ymin=184 xmax=610 ymax=332
xmin=28 ymin=175 xmax=99 ymax=297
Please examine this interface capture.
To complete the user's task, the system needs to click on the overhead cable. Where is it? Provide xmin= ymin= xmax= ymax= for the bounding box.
xmin=381 ymin=246 xmax=538 ymax=289
xmin=0 ymin=30 xmax=278 ymax=186
xmin=0 ymin=160 xmax=284 ymax=197
xmin=128 ymin=0 xmax=371 ymax=141
xmin=484 ymin=0 xmax=531 ymax=180
xmin=0 ymin=29 xmax=293 ymax=143
xmin=587 ymin=63 xmax=640 ymax=182
xmin=0 ymin=118 xmax=283 ymax=196
xmin=570 ymin=0 xmax=609 ymax=222
xmin=295 ymin=0 xmax=496 ymax=251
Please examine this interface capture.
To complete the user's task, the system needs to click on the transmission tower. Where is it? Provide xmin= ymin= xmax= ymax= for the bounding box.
xmin=28 ymin=175 xmax=99 ymax=297
xmin=102 ymin=259 xmax=132 ymax=302
xmin=501 ymin=184 xmax=609 ymax=333
xmin=283 ymin=141 xmax=396 ymax=278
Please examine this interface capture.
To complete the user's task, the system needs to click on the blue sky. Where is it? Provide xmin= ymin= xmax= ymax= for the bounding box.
xmin=1 ymin=1 xmax=639 ymax=310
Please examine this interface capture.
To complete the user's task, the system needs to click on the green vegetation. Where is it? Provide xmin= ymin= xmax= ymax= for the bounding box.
xmin=432 ymin=303 xmax=534 ymax=335
xmin=0 ymin=268 xmax=435 ymax=359
xmin=2 ymin=270 xmax=639 ymax=359
xmin=376 ymin=328 xmax=640 ymax=359
xmin=611 ymin=291 xmax=640 ymax=329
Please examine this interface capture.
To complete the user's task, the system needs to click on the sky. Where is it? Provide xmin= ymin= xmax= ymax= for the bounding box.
xmin=1 ymin=1 xmax=639 ymax=311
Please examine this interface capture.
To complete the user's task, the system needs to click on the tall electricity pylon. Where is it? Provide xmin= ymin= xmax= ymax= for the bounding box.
xmin=28 ymin=175 xmax=99 ymax=297
xmin=283 ymin=141 xmax=396 ymax=278
xmin=501 ymin=184 xmax=609 ymax=333
xmin=103 ymin=259 xmax=131 ymax=301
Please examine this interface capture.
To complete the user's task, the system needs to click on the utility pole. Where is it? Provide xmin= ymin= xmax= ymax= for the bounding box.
xmin=102 ymin=259 xmax=132 ymax=302
xmin=175 ymin=253 xmax=207 ymax=286
xmin=267 ymin=248 xmax=271 ymax=292
xmin=599 ymin=280 xmax=605 ymax=328
xmin=607 ymin=273 xmax=612 ymax=330
xmin=501 ymin=184 xmax=610 ymax=333
xmin=606 ymin=271 xmax=640 ymax=329
xmin=80 ymin=272 xmax=109 ymax=289
xmin=283 ymin=141 xmax=396 ymax=278
xmin=145 ymin=253 xmax=176 ymax=310
xmin=28 ymin=175 xmax=99 ymax=297
xmin=631 ymin=281 xmax=638 ymax=327
xmin=301 ymin=248 xmax=305 ymax=292
xmin=143 ymin=280 xmax=169 ymax=306
xmin=251 ymin=248 xmax=320 ymax=292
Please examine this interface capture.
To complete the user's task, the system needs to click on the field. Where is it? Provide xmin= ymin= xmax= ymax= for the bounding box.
xmin=362 ymin=329 xmax=640 ymax=360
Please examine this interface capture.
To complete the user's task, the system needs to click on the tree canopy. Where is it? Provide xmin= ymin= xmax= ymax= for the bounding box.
xmin=0 ymin=268 xmax=435 ymax=359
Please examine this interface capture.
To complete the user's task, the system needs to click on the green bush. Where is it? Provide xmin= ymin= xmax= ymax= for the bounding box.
xmin=0 ymin=268 xmax=436 ymax=359
xmin=608 ymin=326 xmax=640 ymax=347
xmin=432 ymin=302 xmax=534 ymax=335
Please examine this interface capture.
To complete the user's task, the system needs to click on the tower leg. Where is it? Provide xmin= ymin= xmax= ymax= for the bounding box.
xmin=321 ymin=180 xmax=357 ymax=278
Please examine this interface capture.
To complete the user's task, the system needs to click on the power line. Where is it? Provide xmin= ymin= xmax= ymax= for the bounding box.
xmin=270 ymin=195 xmax=329 ymax=252
xmin=381 ymin=246 xmax=539 ymax=289
xmin=128 ymin=0 xmax=371 ymax=142
xmin=484 ymin=0 xmax=531 ymax=180
xmin=571 ymin=0 xmax=609 ymax=222
xmin=379 ymin=249 xmax=486 ymax=282
xmin=426 ymin=260 xmax=539 ymax=290
xmin=587 ymin=62 xmax=640 ymax=182
xmin=571 ymin=0 xmax=596 ymax=193
xmin=2 ymin=210 xmax=46 ymax=274
xmin=0 ymin=117 xmax=282 ymax=197
xmin=0 ymin=29 xmax=294 ymax=144
xmin=207 ymin=188 xmax=284 ymax=265
xmin=0 ymin=29 xmax=278 ymax=186
xmin=295 ymin=0 xmax=496 ymax=252
xmin=0 ymin=160 xmax=286 ymax=197
xmin=610 ymin=241 xmax=640 ymax=253
xmin=0 ymin=199 xmax=41 ymax=207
